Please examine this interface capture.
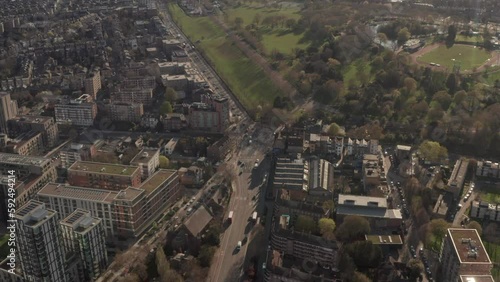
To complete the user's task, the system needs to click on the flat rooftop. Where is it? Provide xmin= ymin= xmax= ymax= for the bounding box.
xmin=366 ymin=235 xmax=403 ymax=245
xmin=15 ymin=200 xmax=56 ymax=227
xmin=38 ymin=183 xmax=118 ymax=203
xmin=448 ymin=228 xmax=491 ymax=264
xmin=130 ymin=148 xmax=159 ymax=164
xmin=0 ymin=152 xmax=50 ymax=166
xmin=68 ymin=161 xmax=139 ymax=176
xmin=460 ymin=275 xmax=495 ymax=282
xmin=139 ymin=169 xmax=176 ymax=195
xmin=60 ymin=209 xmax=101 ymax=234
xmin=338 ymin=194 xmax=388 ymax=209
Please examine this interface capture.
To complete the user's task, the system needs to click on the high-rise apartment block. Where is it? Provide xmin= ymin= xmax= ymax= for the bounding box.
xmin=60 ymin=209 xmax=108 ymax=281
xmin=0 ymin=92 xmax=18 ymax=134
xmin=15 ymin=201 xmax=67 ymax=282
xmin=84 ymin=70 xmax=102 ymax=99
xmin=37 ymin=169 xmax=182 ymax=238
xmin=111 ymin=87 xmax=153 ymax=105
xmin=67 ymin=161 xmax=142 ymax=190
xmin=439 ymin=228 xmax=493 ymax=282
xmin=55 ymin=94 xmax=97 ymax=126
xmin=0 ymin=153 xmax=57 ymax=223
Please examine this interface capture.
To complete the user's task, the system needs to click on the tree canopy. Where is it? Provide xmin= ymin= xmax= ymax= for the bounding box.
xmin=318 ymin=218 xmax=336 ymax=239
xmin=418 ymin=140 xmax=448 ymax=163
xmin=467 ymin=221 xmax=483 ymax=236
xmin=295 ymin=215 xmax=317 ymax=233
xmin=159 ymin=156 xmax=170 ymax=169
xmin=335 ymin=215 xmax=371 ymax=242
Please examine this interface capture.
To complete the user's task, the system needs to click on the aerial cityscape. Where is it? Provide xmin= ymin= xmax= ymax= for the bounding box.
xmin=0 ymin=0 xmax=499 ymax=281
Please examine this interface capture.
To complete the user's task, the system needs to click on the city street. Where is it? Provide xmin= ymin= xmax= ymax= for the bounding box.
xmin=208 ymin=127 xmax=273 ymax=282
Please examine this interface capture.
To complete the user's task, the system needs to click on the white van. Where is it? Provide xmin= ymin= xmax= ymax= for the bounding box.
xmin=237 ymin=241 xmax=242 ymax=250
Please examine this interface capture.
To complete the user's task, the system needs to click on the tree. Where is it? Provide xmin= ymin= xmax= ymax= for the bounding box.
xmin=446 ymin=25 xmax=457 ymax=47
xmin=295 ymin=215 xmax=317 ymax=233
xmin=467 ymin=221 xmax=483 ymax=236
xmin=418 ymin=140 xmax=448 ymax=163
xmin=160 ymin=101 xmax=173 ymax=114
xmin=407 ymin=259 xmax=424 ymax=281
xmin=159 ymin=156 xmax=170 ymax=168
xmin=397 ymin=27 xmax=411 ymax=45
xmin=327 ymin=122 xmax=343 ymax=136
xmin=322 ymin=200 xmax=335 ymax=214
xmin=345 ymin=241 xmax=383 ymax=268
xmin=314 ymin=80 xmax=344 ymax=104
xmin=318 ymin=218 xmax=336 ymax=239
xmin=234 ymin=17 xmax=244 ymax=29
xmin=198 ymin=245 xmax=216 ymax=267
xmin=165 ymin=87 xmax=177 ymax=102
xmin=335 ymin=215 xmax=371 ymax=242
xmin=132 ymin=263 xmax=148 ymax=281
xmin=285 ymin=18 xmax=296 ymax=29
xmin=446 ymin=73 xmax=457 ymax=94
xmin=252 ymin=13 xmax=261 ymax=25
xmin=428 ymin=219 xmax=450 ymax=249
xmin=353 ymin=271 xmax=372 ymax=282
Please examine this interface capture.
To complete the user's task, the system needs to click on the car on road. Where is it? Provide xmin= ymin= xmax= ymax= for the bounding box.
xmin=237 ymin=241 xmax=242 ymax=250
xmin=187 ymin=207 xmax=193 ymax=214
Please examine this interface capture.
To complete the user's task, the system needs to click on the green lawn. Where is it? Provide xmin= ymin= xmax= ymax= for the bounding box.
xmin=479 ymin=192 xmax=500 ymax=203
xmin=484 ymin=241 xmax=500 ymax=281
xmin=225 ymin=5 xmax=309 ymax=55
xmin=418 ymin=45 xmax=491 ymax=71
xmin=483 ymin=65 xmax=500 ymax=85
xmin=343 ymin=58 xmax=373 ymax=89
xmin=169 ymin=4 xmax=283 ymax=112
xmin=455 ymin=34 xmax=483 ymax=44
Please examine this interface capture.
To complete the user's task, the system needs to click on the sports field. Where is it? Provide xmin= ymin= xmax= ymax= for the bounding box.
xmin=226 ymin=4 xmax=308 ymax=55
xmin=418 ymin=45 xmax=491 ymax=71
xmin=168 ymin=4 xmax=283 ymax=112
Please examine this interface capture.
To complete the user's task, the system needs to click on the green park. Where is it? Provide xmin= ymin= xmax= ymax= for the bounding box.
xmin=418 ymin=44 xmax=492 ymax=71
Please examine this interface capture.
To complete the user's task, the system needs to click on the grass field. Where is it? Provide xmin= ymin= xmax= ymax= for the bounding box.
xmin=169 ymin=4 xmax=283 ymax=112
xmin=418 ymin=45 xmax=491 ymax=71
xmin=484 ymin=241 xmax=500 ymax=281
xmin=225 ymin=4 xmax=309 ymax=55
xmin=456 ymin=34 xmax=484 ymax=44
xmin=479 ymin=192 xmax=500 ymax=203
xmin=483 ymin=65 xmax=500 ymax=85
xmin=343 ymin=58 xmax=373 ymax=89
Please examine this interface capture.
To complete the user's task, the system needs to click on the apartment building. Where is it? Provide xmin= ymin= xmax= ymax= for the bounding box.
xmin=38 ymin=169 xmax=181 ymax=238
xmin=120 ymin=76 xmax=156 ymax=89
xmin=161 ymin=74 xmax=188 ymax=90
xmin=0 ymin=257 xmax=25 ymax=282
xmin=0 ymin=92 xmax=18 ymax=134
xmin=470 ymin=201 xmax=500 ymax=222
xmin=0 ymin=153 xmax=57 ymax=222
xmin=448 ymin=159 xmax=469 ymax=199
xmin=271 ymin=215 xmax=338 ymax=268
xmin=105 ymin=102 xmax=144 ymax=122
xmin=336 ymin=194 xmax=403 ymax=230
xmin=161 ymin=113 xmax=187 ymax=131
xmin=476 ymin=161 xmax=500 ymax=179
xmin=0 ymin=152 xmax=54 ymax=177
xmin=7 ymin=115 xmax=59 ymax=148
xmin=15 ymin=201 xmax=68 ymax=282
xmin=67 ymin=161 xmax=142 ymax=190
xmin=3 ymin=130 xmax=44 ymax=155
xmin=84 ymin=70 xmax=102 ymax=99
xmin=201 ymin=94 xmax=229 ymax=132
xmin=60 ymin=209 xmax=108 ymax=281
xmin=130 ymin=148 xmax=160 ymax=180
xmin=112 ymin=87 xmax=153 ymax=105
xmin=439 ymin=229 xmax=492 ymax=282
xmin=363 ymin=154 xmax=382 ymax=191
xmin=60 ymin=143 xmax=96 ymax=169
xmin=188 ymin=103 xmax=219 ymax=132
xmin=55 ymin=94 xmax=97 ymax=126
